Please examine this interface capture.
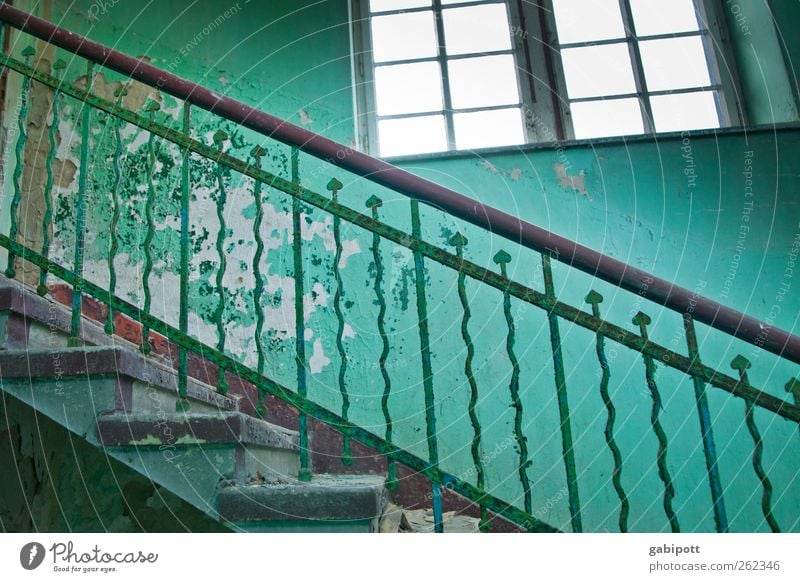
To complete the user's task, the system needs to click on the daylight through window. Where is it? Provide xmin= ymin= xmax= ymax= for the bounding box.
xmin=366 ymin=0 xmax=525 ymax=157
xmin=552 ymin=0 xmax=722 ymax=138
xmin=356 ymin=0 xmax=730 ymax=156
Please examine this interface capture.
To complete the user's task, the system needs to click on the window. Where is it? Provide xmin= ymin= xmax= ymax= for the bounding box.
xmin=354 ymin=0 xmax=527 ymax=157
xmin=351 ymin=0 xmax=740 ymax=156
xmin=551 ymin=0 xmax=728 ymax=138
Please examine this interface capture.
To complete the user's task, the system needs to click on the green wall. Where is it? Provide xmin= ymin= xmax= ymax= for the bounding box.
xmin=47 ymin=0 xmax=354 ymax=142
xmin=721 ymin=0 xmax=798 ymax=123
xmin=2 ymin=0 xmax=798 ymax=532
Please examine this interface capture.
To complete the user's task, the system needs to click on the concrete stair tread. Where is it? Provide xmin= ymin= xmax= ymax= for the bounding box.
xmin=218 ymin=473 xmax=387 ymax=522
xmin=0 ymin=278 xmax=380 ymax=532
xmin=0 ymin=278 xmax=235 ymax=411
xmin=97 ymin=410 xmax=299 ymax=450
xmin=0 ymin=345 xmax=237 ymax=412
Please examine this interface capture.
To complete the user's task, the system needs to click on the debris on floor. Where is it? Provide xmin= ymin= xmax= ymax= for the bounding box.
xmin=379 ymin=503 xmax=480 ymax=533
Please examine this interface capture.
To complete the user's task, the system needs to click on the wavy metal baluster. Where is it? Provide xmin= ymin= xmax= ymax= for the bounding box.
xmin=139 ymin=101 xmax=161 ymax=354
xmin=291 ymin=147 xmax=312 ymax=481
xmin=177 ymin=102 xmax=191 ymax=412
xmin=585 ymin=290 xmax=629 ymax=532
xmin=633 ymin=311 xmax=679 ymax=532
xmin=104 ymin=85 xmax=127 ymax=331
xmin=213 ymin=130 xmax=229 ymax=394
xmin=787 ymin=379 xmax=800 ymax=439
xmin=541 ymin=252 xmax=582 ymax=531
xmin=250 ymin=145 xmax=268 ymax=415
xmin=36 ymin=58 xmax=66 ymax=295
xmin=366 ymin=195 xmax=397 ymax=490
xmin=494 ymin=250 xmax=532 ymax=516
xmin=452 ymin=232 xmax=489 ymax=532
xmin=684 ymin=314 xmax=728 ymax=532
xmin=731 ymin=355 xmax=780 ymax=532
xmin=410 ymin=200 xmax=443 ymax=532
xmin=328 ymin=177 xmax=353 ymax=466
xmin=5 ymin=46 xmax=35 ymax=280
xmin=69 ymin=60 xmax=96 ymax=345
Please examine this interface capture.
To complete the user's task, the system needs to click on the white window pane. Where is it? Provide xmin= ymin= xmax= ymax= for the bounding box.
xmin=378 ymin=115 xmax=448 ymax=157
xmin=448 ymin=55 xmax=520 ymax=109
xmin=650 ymin=91 xmax=719 ymax=132
xmin=375 ymin=62 xmax=443 ymax=115
xmin=552 ymin=0 xmax=625 ymax=44
xmin=370 ymin=0 xmax=431 ymax=12
xmin=443 ymin=4 xmax=512 ymax=56
xmin=442 ymin=0 xmax=473 ymax=4
xmin=561 ymin=44 xmax=636 ymax=99
xmin=570 ymin=98 xmax=644 ymax=138
xmin=371 ymin=12 xmax=437 ymax=63
xmin=453 ymin=108 xmax=525 ymax=149
xmin=639 ymin=36 xmax=711 ymax=91
xmin=629 ymin=0 xmax=699 ymax=36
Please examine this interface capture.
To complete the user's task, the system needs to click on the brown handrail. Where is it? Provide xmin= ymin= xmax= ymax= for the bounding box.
xmin=1 ymin=2 xmax=799 ymax=364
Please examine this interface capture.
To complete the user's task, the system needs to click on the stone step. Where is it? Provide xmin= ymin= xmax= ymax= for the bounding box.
xmin=0 ymin=345 xmax=237 ymax=414
xmin=98 ymin=411 xmax=301 ymax=485
xmin=0 ymin=279 xmax=112 ymax=351
xmin=0 ymin=277 xmax=230 ymax=410
xmin=97 ymin=410 xmax=298 ymax=449
xmin=0 ymin=277 xmax=387 ymax=532
xmin=218 ymin=474 xmax=387 ymax=533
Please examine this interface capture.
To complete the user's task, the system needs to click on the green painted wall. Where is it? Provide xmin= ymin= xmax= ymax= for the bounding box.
xmin=1 ymin=0 xmax=798 ymax=532
xmin=721 ymin=0 xmax=798 ymax=124
xmin=393 ymin=128 xmax=800 ymax=532
xmin=768 ymin=0 xmax=800 ymax=105
xmin=47 ymin=0 xmax=355 ymax=142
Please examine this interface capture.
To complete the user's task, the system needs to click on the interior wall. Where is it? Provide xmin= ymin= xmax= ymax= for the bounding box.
xmin=720 ymin=0 xmax=798 ymax=124
xmin=1 ymin=0 xmax=797 ymax=532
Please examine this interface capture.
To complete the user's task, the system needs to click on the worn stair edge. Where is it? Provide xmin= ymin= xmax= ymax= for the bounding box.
xmin=0 ymin=346 xmax=237 ymax=412
xmin=0 ymin=277 xmax=238 ymax=409
xmin=97 ymin=411 xmax=298 ymax=450
xmin=0 ymin=279 xmax=113 ymax=349
xmin=218 ymin=474 xmax=387 ymax=522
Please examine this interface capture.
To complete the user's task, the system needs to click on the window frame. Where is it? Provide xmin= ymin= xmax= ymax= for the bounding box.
xmin=351 ymin=0 xmax=744 ymax=156
xmin=352 ymin=0 xmax=538 ymax=156
xmin=542 ymin=0 xmax=744 ymax=138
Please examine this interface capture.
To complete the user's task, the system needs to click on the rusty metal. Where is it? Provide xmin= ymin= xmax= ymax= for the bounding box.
xmin=0 ymin=232 xmax=559 ymax=533
xmin=0 ymin=51 xmax=795 ymax=426
xmin=1 ymin=3 xmax=798 ymax=364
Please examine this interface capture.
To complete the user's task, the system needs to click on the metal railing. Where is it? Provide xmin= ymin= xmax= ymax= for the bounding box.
xmin=0 ymin=3 xmax=798 ymax=533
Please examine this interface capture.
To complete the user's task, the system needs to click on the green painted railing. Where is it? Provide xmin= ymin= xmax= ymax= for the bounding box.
xmin=1 ymin=11 xmax=799 ymax=533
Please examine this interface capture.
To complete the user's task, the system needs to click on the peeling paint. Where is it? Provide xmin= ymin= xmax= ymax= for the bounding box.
xmin=309 ymin=338 xmax=331 ymax=373
xmin=554 ymin=162 xmax=589 ymax=197
xmin=298 ymin=109 xmax=313 ymax=126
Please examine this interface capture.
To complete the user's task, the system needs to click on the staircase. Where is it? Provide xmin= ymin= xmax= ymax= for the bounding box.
xmin=0 ymin=3 xmax=798 ymax=533
xmin=0 ymin=278 xmax=386 ymax=532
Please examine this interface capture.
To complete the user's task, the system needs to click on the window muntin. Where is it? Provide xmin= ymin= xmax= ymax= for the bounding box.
xmin=442 ymin=3 xmax=513 ymax=55
xmin=365 ymin=0 xmax=525 ymax=157
xmin=551 ymin=0 xmax=625 ymax=44
xmin=560 ymin=44 xmax=637 ymax=98
xmin=378 ymin=114 xmax=448 ymax=157
xmin=628 ymin=0 xmax=700 ymax=36
xmin=370 ymin=11 xmax=438 ymax=62
xmin=552 ymin=0 xmax=722 ymax=139
xmin=355 ymin=0 xmax=737 ymax=155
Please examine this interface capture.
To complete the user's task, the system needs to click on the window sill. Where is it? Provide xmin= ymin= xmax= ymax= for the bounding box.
xmin=381 ymin=122 xmax=800 ymax=164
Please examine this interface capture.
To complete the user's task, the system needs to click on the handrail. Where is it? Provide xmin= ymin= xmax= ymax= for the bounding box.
xmin=0 ymin=0 xmax=798 ymax=366
xmin=2 ymin=5 xmax=798 ymax=534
